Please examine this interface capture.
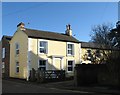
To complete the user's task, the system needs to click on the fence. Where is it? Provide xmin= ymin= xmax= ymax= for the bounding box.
xmin=74 ymin=64 xmax=120 ymax=86
xmin=29 ymin=68 xmax=65 ymax=83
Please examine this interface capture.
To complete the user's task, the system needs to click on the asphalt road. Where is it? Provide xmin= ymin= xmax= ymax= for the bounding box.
xmin=2 ymin=79 xmax=90 ymax=94
xmin=2 ymin=79 xmax=120 ymax=95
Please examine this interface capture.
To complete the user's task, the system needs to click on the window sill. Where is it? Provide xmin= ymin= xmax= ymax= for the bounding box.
xmin=67 ymin=71 xmax=74 ymax=73
xmin=67 ymin=55 xmax=74 ymax=57
xmin=38 ymin=53 xmax=48 ymax=55
xmin=15 ymin=72 xmax=19 ymax=74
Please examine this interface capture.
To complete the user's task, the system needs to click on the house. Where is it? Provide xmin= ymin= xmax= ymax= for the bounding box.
xmin=1 ymin=35 xmax=12 ymax=78
xmin=10 ymin=22 xmax=81 ymax=80
xmin=81 ymin=42 xmax=119 ymax=64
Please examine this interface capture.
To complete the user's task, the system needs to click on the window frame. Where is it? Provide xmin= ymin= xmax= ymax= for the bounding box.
xmin=67 ymin=60 xmax=74 ymax=72
xmin=2 ymin=48 xmax=5 ymax=58
xmin=39 ymin=41 xmax=48 ymax=54
xmin=2 ymin=62 xmax=5 ymax=73
xmin=38 ymin=59 xmax=47 ymax=71
xmin=16 ymin=61 xmax=19 ymax=73
xmin=15 ymin=43 xmax=19 ymax=55
xmin=67 ymin=42 xmax=74 ymax=56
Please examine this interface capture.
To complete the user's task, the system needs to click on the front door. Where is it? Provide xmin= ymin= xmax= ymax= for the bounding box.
xmin=53 ymin=58 xmax=61 ymax=70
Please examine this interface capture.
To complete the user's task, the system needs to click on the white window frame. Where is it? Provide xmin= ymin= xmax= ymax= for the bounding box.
xmin=67 ymin=60 xmax=75 ymax=72
xmin=2 ymin=48 xmax=5 ymax=58
xmin=38 ymin=59 xmax=48 ymax=70
xmin=67 ymin=42 xmax=74 ymax=56
xmin=2 ymin=62 xmax=5 ymax=73
xmin=16 ymin=61 xmax=19 ymax=73
xmin=39 ymin=41 xmax=48 ymax=54
xmin=15 ymin=43 xmax=19 ymax=55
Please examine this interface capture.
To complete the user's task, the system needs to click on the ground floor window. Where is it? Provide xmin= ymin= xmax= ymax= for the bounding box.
xmin=67 ymin=60 xmax=74 ymax=71
xmin=38 ymin=60 xmax=47 ymax=70
xmin=2 ymin=62 xmax=5 ymax=73
xmin=16 ymin=62 xmax=19 ymax=73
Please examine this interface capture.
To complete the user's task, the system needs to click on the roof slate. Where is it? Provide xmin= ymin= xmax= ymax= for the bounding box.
xmin=23 ymin=28 xmax=80 ymax=43
xmin=81 ymin=42 xmax=119 ymax=50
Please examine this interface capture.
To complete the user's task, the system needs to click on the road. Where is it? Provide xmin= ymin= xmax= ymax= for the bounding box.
xmin=3 ymin=79 xmax=119 ymax=95
xmin=2 ymin=79 xmax=90 ymax=94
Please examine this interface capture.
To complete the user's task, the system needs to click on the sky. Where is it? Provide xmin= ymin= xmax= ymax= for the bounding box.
xmin=2 ymin=2 xmax=118 ymax=42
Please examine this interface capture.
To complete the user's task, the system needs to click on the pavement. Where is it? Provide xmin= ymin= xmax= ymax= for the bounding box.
xmin=2 ymin=78 xmax=120 ymax=94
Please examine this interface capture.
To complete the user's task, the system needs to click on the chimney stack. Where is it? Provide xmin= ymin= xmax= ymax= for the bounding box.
xmin=17 ymin=22 xmax=25 ymax=31
xmin=65 ymin=24 xmax=72 ymax=36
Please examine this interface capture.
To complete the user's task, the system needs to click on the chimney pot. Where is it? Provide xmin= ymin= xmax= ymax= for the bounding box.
xmin=17 ymin=22 xmax=25 ymax=31
xmin=65 ymin=24 xmax=72 ymax=36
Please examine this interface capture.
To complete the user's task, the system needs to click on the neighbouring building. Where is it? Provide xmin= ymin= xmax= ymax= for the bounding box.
xmin=81 ymin=42 xmax=119 ymax=64
xmin=1 ymin=35 xmax=12 ymax=78
xmin=10 ymin=22 xmax=81 ymax=80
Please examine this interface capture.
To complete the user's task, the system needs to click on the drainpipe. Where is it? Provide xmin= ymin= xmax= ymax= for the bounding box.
xmin=26 ymin=39 xmax=29 ymax=81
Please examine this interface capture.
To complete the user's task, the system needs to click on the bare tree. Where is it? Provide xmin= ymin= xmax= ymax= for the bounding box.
xmin=90 ymin=23 xmax=113 ymax=47
xmin=90 ymin=23 xmax=114 ymax=63
xmin=90 ymin=23 xmax=120 ymax=85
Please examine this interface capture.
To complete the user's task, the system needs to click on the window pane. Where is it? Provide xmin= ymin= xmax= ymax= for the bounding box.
xmin=40 ymin=42 xmax=46 ymax=47
xmin=2 ymin=48 xmax=5 ymax=58
xmin=67 ymin=44 xmax=74 ymax=55
xmin=16 ymin=62 xmax=19 ymax=73
xmin=68 ymin=61 xmax=73 ymax=71
xmin=68 ymin=44 xmax=72 ymax=49
xmin=39 ymin=60 xmax=46 ymax=70
xmin=16 ymin=67 xmax=19 ymax=73
xmin=16 ymin=62 xmax=19 ymax=66
xmin=2 ymin=62 xmax=5 ymax=68
xmin=16 ymin=50 xmax=19 ymax=54
xmin=39 ymin=41 xmax=47 ymax=53
xmin=68 ymin=67 xmax=73 ymax=71
xmin=68 ymin=61 xmax=73 ymax=65
xmin=68 ymin=50 xmax=72 ymax=54
xmin=16 ymin=44 xmax=19 ymax=49
xmin=15 ymin=43 xmax=19 ymax=55
xmin=40 ymin=48 xmax=46 ymax=53
xmin=39 ymin=60 xmax=46 ymax=65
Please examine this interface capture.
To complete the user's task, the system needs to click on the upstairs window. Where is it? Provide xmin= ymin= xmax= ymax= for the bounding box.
xmin=2 ymin=48 xmax=5 ymax=58
xmin=15 ymin=43 xmax=19 ymax=55
xmin=38 ymin=60 xmax=46 ymax=70
xmin=67 ymin=43 xmax=74 ymax=55
xmin=39 ymin=41 xmax=48 ymax=54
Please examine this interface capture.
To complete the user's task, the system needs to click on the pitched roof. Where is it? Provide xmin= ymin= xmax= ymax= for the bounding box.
xmin=23 ymin=28 xmax=80 ymax=43
xmin=2 ymin=35 xmax=12 ymax=41
xmin=81 ymin=42 xmax=119 ymax=50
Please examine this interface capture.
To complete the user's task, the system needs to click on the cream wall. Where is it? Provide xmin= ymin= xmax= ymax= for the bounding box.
xmin=28 ymin=38 xmax=81 ymax=77
xmin=10 ymin=30 xmax=28 ymax=79
xmin=10 ymin=30 xmax=81 ymax=79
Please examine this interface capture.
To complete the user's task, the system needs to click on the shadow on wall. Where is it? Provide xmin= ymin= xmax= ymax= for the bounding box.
xmin=27 ymin=51 xmax=71 ymax=82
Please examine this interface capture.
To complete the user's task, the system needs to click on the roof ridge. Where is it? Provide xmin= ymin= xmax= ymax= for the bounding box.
xmin=25 ymin=28 xmax=64 ymax=35
xmin=24 ymin=28 xmax=80 ymax=43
